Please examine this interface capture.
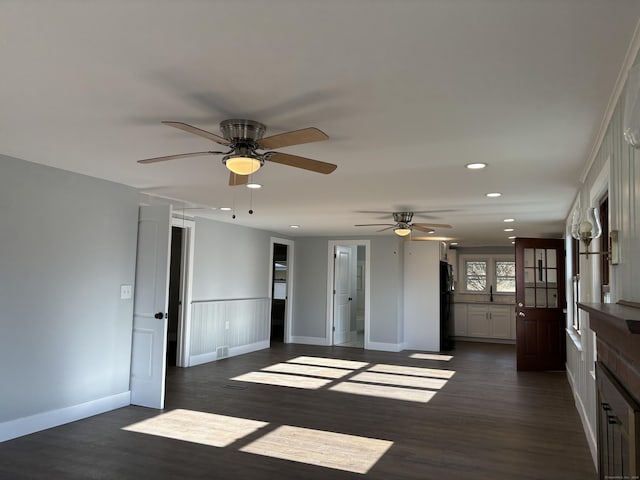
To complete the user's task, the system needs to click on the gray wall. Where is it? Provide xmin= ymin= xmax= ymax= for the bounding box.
xmin=292 ymin=236 xmax=404 ymax=345
xmin=0 ymin=155 xmax=139 ymax=423
xmin=291 ymin=237 xmax=329 ymax=338
xmin=191 ymin=218 xmax=272 ymax=301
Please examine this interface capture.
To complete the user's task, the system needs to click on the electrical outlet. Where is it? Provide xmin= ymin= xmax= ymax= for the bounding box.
xmin=120 ymin=284 xmax=132 ymax=300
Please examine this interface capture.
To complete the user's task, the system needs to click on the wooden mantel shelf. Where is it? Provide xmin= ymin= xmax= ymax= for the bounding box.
xmin=578 ymin=301 xmax=640 ymax=335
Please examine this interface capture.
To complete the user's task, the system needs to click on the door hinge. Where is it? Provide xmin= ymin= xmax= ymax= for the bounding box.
xmin=332 ymin=326 xmax=336 ymax=332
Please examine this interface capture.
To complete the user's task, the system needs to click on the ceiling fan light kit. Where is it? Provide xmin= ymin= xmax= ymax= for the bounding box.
xmin=394 ymin=225 xmax=412 ymax=236
xmin=223 ymin=154 xmax=263 ymax=175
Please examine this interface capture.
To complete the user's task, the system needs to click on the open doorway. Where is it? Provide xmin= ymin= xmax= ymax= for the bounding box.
xmin=269 ymin=237 xmax=294 ymax=345
xmin=270 ymin=243 xmax=288 ymax=343
xmin=327 ymin=240 xmax=370 ymax=349
xmin=169 ymin=217 xmax=195 ymax=367
xmin=167 ymin=226 xmax=183 ymax=366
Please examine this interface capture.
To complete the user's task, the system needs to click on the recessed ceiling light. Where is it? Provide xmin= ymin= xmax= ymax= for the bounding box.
xmin=220 ymin=207 xmax=232 ymax=211
xmin=450 ymin=242 xmax=458 ymax=246
xmin=246 ymin=183 xmax=262 ymax=189
xmin=504 ymin=228 xmax=514 ymax=232
xmin=486 ymin=192 xmax=502 ymax=198
xmin=508 ymin=236 xmax=516 ymax=239
xmin=465 ymin=162 xmax=487 ymax=169
xmin=290 ymin=225 xmax=300 ymax=229
xmin=503 ymin=218 xmax=515 ymax=222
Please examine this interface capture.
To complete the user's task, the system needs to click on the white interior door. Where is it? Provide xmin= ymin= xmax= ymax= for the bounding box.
xmin=130 ymin=205 xmax=171 ymax=409
xmin=333 ymin=246 xmax=352 ymax=344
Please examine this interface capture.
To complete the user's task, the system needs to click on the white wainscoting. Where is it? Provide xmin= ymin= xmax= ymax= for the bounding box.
xmin=566 ymin=317 xmax=597 ymax=467
xmin=189 ymin=298 xmax=271 ymax=366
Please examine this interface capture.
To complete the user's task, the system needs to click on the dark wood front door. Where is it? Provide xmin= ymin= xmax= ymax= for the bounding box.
xmin=515 ymin=238 xmax=566 ymax=371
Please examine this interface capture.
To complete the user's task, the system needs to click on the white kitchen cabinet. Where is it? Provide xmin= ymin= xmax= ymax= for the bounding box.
xmin=453 ymin=303 xmax=515 ymax=341
xmin=453 ymin=303 xmax=468 ymax=336
xmin=488 ymin=305 xmax=513 ymax=339
xmin=467 ymin=304 xmax=491 ymax=337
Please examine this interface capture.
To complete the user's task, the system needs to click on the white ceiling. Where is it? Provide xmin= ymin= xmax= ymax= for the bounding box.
xmin=2 ymin=1 xmax=639 ymax=246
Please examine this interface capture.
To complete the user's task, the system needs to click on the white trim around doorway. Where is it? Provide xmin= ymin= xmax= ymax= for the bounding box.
xmin=171 ymin=216 xmax=195 ymax=367
xmin=326 ymin=240 xmax=371 ymax=349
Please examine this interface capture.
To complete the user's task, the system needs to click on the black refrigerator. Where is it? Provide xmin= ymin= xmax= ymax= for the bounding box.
xmin=440 ymin=261 xmax=454 ymax=351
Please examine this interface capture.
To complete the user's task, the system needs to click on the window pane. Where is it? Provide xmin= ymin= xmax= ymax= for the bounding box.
xmin=496 ymin=261 xmax=515 ymax=292
xmin=465 ymin=261 xmax=487 ymax=291
xmin=496 ymin=278 xmax=515 ymax=292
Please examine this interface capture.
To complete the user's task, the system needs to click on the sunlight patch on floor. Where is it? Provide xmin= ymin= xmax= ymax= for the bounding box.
xmin=231 ymin=356 xmax=454 ymax=402
xmin=350 ymin=371 xmax=448 ymax=390
xmin=122 ymin=409 xmax=268 ymax=447
xmin=240 ymin=425 xmax=393 ymax=474
xmin=261 ymin=362 xmax=354 ymax=379
xmin=368 ymin=364 xmax=456 ymax=379
xmin=231 ymin=371 xmax=333 ymax=389
xmin=330 ymin=381 xmax=437 ymax=403
xmin=287 ymin=356 xmax=369 ymax=369
xmin=410 ymin=353 xmax=454 ymax=361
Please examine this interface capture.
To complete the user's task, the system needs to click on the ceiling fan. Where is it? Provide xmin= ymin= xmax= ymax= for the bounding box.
xmin=355 ymin=212 xmax=452 ymax=237
xmin=137 ymin=119 xmax=336 ymax=185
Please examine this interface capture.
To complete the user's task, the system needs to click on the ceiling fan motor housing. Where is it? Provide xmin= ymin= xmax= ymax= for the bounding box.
xmin=220 ymin=119 xmax=266 ymax=144
xmin=393 ymin=212 xmax=414 ymax=223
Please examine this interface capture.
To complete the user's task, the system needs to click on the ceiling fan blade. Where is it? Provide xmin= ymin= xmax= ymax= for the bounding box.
xmin=228 ymin=172 xmax=249 ymax=186
xmin=413 ymin=222 xmax=453 ymax=229
xmin=267 ymin=152 xmax=337 ymax=174
xmin=258 ymin=127 xmax=328 ymax=150
xmin=162 ymin=121 xmax=231 ymax=146
xmin=137 ymin=151 xmax=217 ymax=164
xmin=377 ymin=226 xmax=395 ymax=232
xmin=412 ymin=225 xmax=435 ymax=233
xmin=354 ymin=223 xmax=395 ymax=227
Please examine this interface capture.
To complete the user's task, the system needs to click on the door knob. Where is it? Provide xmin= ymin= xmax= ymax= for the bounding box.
xmin=518 ymin=312 xmax=525 ymax=317
xmin=154 ymin=312 xmax=164 ymax=319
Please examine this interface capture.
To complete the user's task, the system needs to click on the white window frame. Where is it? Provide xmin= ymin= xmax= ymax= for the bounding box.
xmin=459 ymin=254 xmax=515 ymax=295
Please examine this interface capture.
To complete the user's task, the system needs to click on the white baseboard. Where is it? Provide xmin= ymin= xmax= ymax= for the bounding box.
xmin=189 ymin=340 xmax=270 ymax=367
xmin=229 ymin=340 xmax=270 ymax=357
xmin=366 ymin=341 xmax=403 ymax=352
xmin=189 ymin=351 xmax=218 ymax=366
xmin=566 ymin=367 xmax=598 ymax=468
xmin=290 ymin=336 xmax=331 ymax=346
xmin=0 ymin=391 xmax=131 ymax=443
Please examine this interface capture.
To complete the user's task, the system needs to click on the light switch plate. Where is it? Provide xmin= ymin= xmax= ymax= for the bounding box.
xmin=120 ymin=284 xmax=132 ymax=300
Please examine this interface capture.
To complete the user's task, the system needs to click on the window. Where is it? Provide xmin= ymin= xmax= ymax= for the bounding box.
xmin=495 ymin=261 xmax=515 ymax=292
xmin=465 ymin=260 xmax=487 ymax=291
xmin=460 ymin=255 xmax=515 ymax=294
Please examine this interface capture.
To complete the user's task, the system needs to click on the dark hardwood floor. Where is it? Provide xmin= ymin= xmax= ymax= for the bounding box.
xmin=0 ymin=342 xmax=596 ymax=479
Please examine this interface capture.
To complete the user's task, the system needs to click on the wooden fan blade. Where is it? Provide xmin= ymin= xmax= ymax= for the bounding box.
xmin=412 ymin=224 xmax=435 ymax=233
xmin=354 ymin=223 xmax=395 ymax=227
xmin=137 ymin=151 xmax=216 ymax=164
xmin=258 ymin=127 xmax=328 ymax=150
xmin=162 ymin=121 xmax=231 ymax=146
xmin=229 ymin=172 xmax=249 ymax=186
xmin=377 ymin=226 xmax=395 ymax=232
xmin=413 ymin=222 xmax=453 ymax=229
xmin=267 ymin=152 xmax=336 ymax=174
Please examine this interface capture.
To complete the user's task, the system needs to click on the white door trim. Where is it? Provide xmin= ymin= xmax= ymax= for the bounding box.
xmin=270 ymin=237 xmax=295 ymax=344
xmin=326 ymin=240 xmax=371 ymax=349
xmin=171 ymin=216 xmax=195 ymax=367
